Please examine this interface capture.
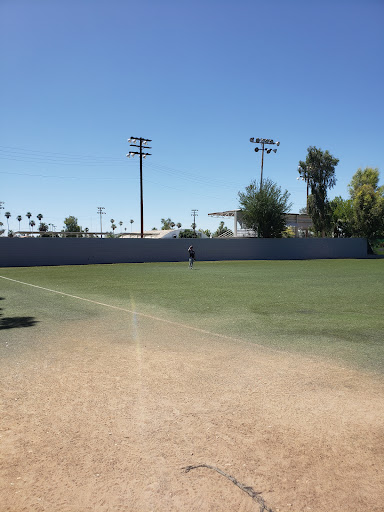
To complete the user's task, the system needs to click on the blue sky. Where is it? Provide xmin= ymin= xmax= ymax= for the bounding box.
xmin=1 ymin=0 xmax=383 ymax=234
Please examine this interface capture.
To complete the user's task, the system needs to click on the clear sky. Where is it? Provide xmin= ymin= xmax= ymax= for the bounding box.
xmin=1 ymin=0 xmax=383 ymax=234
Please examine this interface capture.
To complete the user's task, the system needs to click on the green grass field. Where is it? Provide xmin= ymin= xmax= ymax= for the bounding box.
xmin=1 ymin=259 xmax=383 ymax=373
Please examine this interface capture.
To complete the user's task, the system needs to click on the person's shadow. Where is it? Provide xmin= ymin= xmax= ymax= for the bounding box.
xmin=0 ymin=297 xmax=38 ymax=330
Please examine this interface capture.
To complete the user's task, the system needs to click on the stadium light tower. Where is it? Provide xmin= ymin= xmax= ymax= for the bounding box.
xmin=297 ymin=165 xmax=309 ymax=211
xmin=97 ymin=206 xmax=105 ymax=238
xmin=249 ymin=138 xmax=280 ymax=189
xmin=127 ymin=137 xmax=152 ymax=239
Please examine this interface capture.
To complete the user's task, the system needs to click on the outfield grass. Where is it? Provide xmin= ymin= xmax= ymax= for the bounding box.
xmin=1 ymin=259 xmax=383 ymax=373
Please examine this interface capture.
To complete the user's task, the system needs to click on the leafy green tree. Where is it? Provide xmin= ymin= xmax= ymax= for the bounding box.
xmin=39 ymin=223 xmax=50 ymax=236
xmin=63 ymin=216 xmax=81 ymax=236
xmin=349 ymin=169 xmax=384 ymax=240
xmin=329 ymin=196 xmax=354 ymax=238
xmin=179 ymin=229 xmax=198 ymax=238
xmin=282 ymin=226 xmax=296 ymax=238
xmin=238 ymin=179 xmax=292 ymax=238
xmin=39 ymin=222 xmax=49 ymax=232
xmin=202 ymin=228 xmax=211 ymax=238
xmin=212 ymin=221 xmax=230 ymax=237
xmin=348 ymin=167 xmax=383 ymax=199
xmin=353 ymin=186 xmax=384 ymax=239
xmin=161 ymin=218 xmax=173 ymax=230
xmin=298 ymin=146 xmax=339 ymax=237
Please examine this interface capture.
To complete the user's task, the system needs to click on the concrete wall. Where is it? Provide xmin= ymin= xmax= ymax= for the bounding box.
xmin=0 ymin=237 xmax=368 ymax=267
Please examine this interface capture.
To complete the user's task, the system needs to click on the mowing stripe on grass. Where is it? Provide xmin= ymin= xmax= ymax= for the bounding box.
xmin=1 ymin=274 xmax=361 ymax=372
xmin=0 ymin=274 xmax=255 ymax=346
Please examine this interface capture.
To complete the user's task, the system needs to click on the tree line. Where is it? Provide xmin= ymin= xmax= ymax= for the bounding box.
xmin=0 ymin=212 xmax=47 ymax=237
xmin=2 ymin=146 xmax=383 ymax=241
xmin=239 ymin=146 xmax=384 ymax=242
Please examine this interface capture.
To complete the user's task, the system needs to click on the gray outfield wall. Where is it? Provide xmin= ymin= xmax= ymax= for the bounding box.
xmin=0 ymin=237 xmax=368 ymax=267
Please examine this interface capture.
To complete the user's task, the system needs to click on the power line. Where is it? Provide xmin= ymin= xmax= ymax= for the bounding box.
xmin=0 ymin=170 xmax=137 ymax=180
xmin=0 ymin=146 xmax=125 ymax=164
xmin=0 ymin=145 xmax=253 ymax=204
xmin=0 ymin=145 xmax=241 ymax=188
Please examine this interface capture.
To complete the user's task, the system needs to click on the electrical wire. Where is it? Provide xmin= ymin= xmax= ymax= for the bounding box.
xmin=0 ymin=145 xmax=247 ymax=191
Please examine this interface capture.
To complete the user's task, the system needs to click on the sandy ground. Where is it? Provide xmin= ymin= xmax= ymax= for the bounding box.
xmin=1 ymin=310 xmax=384 ymax=512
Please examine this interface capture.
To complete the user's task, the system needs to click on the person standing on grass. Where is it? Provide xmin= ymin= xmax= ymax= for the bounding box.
xmin=188 ymin=245 xmax=195 ymax=269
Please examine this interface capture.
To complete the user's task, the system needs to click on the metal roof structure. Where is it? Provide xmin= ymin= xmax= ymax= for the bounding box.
xmin=208 ymin=210 xmax=312 ymax=237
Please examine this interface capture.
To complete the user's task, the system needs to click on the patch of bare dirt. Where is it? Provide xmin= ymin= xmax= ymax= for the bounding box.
xmin=1 ymin=312 xmax=384 ymax=511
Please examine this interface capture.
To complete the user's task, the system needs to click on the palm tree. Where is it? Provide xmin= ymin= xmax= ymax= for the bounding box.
xmin=177 ymin=222 xmax=182 ymax=229
xmin=30 ymin=220 xmax=36 ymax=233
xmin=161 ymin=217 xmax=172 ymax=230
xmin=26 ymin=212 xmax=32 ymax=231
xmin=17 ymin=215 xmax=22 ymax=231
xmin=111 ymin=223 xmax=117 ymax=235
xmin=119 ymin=221 xmax=123 ymax=233
xmin=36 ymin=213 xmax=43 ymax=232
xmin=130 ymin=219 xmax=134 ymax=232
xmin=5 ymin=212 xmax=11 ymax=233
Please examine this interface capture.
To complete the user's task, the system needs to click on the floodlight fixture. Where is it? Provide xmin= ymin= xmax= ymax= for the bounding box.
xmin=250 ymin=135 xmax=280 ymax=189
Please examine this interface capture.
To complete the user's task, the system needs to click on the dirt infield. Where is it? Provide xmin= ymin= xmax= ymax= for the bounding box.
xmin=1 ymin=309 xmax=384 ymax=512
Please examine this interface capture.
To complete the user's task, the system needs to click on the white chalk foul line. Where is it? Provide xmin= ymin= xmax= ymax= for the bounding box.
xmin=0 ymin=275 xmax=356 ymax=371
xmin=0 ymin=274 xmax=249 ymax=346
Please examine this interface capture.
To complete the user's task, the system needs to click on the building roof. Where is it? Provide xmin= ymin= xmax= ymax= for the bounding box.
xmin=208 ymin=209 xmax=242 ymax=217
